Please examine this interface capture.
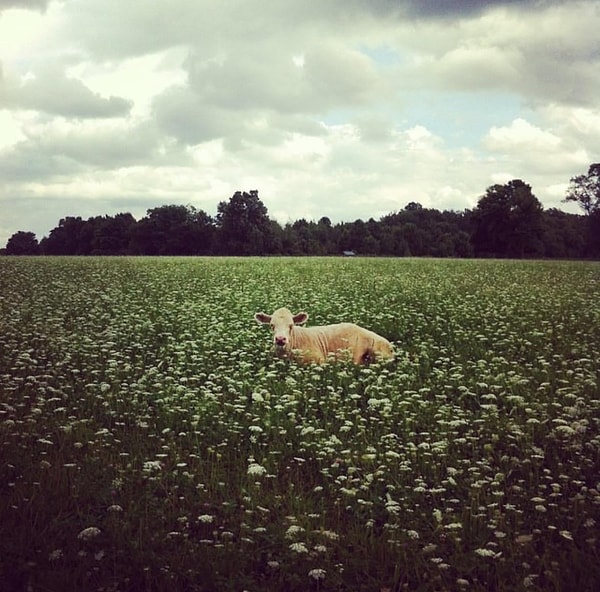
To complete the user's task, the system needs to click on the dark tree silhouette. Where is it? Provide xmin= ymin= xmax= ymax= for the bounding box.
xmin=6 ymin=231 xmax=39 ymax=255
xmin=564 ymin=163 xmax=600 ymax=215
xmin=215 ymin=191 xmax=274 ymax=255
xmin=472 ymin=180 xmax=544 ymax=258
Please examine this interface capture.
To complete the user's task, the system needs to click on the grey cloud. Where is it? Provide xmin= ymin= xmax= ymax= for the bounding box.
xmin=185 ymin=50 xmax=308 ymax=113
xmin=0 ymin=120 xmax=188 ymax=182
xmin=0 ymin=144 xmax=86 ymax=181
xmin=152 ymin=84 xmax=317 ymax=149
xmin=183 ymin=42 xmax=383 ymax=115
xmin=152 ymin=85 xmax=242 ymax=145
xmin=1 ymin=66 xmax=132 ymax=118
xmin=394 ymin=0 xmax=564 ymax=19
xmin=0 ymin=0 xmax=49 ymax=10
xmin=304 ymin=43 xmax=385 ymax=108
xmin=398 ymin=1 xmax=600 ymax=107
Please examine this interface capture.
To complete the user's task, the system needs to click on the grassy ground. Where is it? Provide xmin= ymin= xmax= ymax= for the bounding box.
xmin=0 ymin=257 xmax=599 ymax=591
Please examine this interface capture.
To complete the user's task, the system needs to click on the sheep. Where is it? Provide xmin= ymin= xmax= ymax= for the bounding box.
xmin=254 ymin=307 xmax=394 ymax=364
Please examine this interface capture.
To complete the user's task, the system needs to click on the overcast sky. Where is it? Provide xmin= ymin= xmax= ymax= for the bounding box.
xmin=1 ymin=0 xmax=599 ymax=245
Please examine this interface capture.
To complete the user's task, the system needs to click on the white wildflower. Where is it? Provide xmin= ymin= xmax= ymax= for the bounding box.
xmin=78 ymin=527 xmax=101 ymax=541
xmin=308 ymin=568 xmax=326 ymax=580
xmin=474 ymin=548 xmax=500 ymax=558
xmin=198 ymin=514 xmax=214 ymax=524
xmin=247 ymin=463 xmax=267 ymax=477
xmin=143 ymin=460 xmax=162 ymax=473
xmin=285 ymin=525 xmax=305 ymax=539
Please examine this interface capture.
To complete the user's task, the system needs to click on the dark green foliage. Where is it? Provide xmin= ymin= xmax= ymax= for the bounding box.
xmin=564 ymin=163 xmax=600 ymax=215
xmin=215 ymin=190 xmax=275 ymax=255
xmin=471 ymin=180 xmax=544 ymax=258
xmin=3 ymin=181 xmax=598 ymax=258
xmin=5 ymin=231 xmax=39 ymax=255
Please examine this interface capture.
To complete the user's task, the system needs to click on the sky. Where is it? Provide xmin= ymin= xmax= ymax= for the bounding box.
xmin=1 ymin=0 xmax=599 ymax=246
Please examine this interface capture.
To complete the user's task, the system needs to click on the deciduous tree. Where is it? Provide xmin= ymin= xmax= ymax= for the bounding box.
xmin=6 ymin=231 xmax=39 ymax=255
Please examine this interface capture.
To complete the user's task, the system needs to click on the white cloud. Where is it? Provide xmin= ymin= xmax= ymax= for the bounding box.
xmin=485 ymin=119 xmax=561 ymax=152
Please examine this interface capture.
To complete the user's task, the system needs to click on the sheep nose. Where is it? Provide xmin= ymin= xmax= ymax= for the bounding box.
xmin=275 ymin=336 xmax=287 ymax=347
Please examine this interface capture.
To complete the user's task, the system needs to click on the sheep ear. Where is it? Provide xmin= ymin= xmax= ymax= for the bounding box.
xmin=293 ymin=312 xmax=308 ymax=325
xmin=255 ymin=312 xmax=271 ymax=324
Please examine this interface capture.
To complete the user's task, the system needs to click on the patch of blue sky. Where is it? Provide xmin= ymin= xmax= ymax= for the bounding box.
xmin=400 ymin=90 xmax=531 ymax=148
xmin=359 ymin=44 xmax=407 ymax=67
xmin=322 ymin=90 xmax=533 ymax=150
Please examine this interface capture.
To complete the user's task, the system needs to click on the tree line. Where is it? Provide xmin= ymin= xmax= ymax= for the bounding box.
xmin=4 ymin=165 xmax=600 ymax=259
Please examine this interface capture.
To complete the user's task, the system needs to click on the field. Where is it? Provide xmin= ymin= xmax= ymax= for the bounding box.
xmin=1 ymin=256 xmax=599 ymax=592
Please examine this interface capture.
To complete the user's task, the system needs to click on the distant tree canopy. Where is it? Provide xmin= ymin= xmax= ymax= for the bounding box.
xmin=564 ymin=163 xmax=600 ymax=257
xmin=471 ymin=180 xmax=544 ymax=258
xmin=564 ymin=163 xmax=600 ymax=215
xmin=216 ymin=190 xmax=275 ymax=255
xmin=2 ymin=181 xmax=596 ymax=259
xmin=5 ymin=231 xmax=39 ymax=255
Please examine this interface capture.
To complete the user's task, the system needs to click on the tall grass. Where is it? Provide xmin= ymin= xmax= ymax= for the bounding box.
xmin=1 ymin=257 xmax=599 ymax=591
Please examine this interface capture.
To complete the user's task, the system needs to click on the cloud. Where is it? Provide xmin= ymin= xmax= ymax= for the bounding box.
xmin=0 ymin=118 xmax=189 ymax=182
xmin=483 ymin=118 xmax=589 ymax=184
xmin=0 ymin=63 xmax=132 ymax=118
xmin=0 ymin=0 xmax=49 ymax=10
xmin=397 ymin=0 xmax=564 ymax=19
xmin=395 ymin=2 xmax=600 ymax=106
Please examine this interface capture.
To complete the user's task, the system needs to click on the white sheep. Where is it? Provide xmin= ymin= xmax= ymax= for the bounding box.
xmin=255 ymin=307 xmax=394 ymax=364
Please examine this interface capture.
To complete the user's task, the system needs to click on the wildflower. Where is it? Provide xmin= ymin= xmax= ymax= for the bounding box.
xmin=318 ymin=530 xmax=340 ymax=541
xmin=247 ymin=463 xmax=267 ymax=477
xmin=198 ymin=514 xmax=214 ymax=524
xmin=474 ymin=548 xmax=500 ymax=558
xmin=308 ymin=568 xmax=326 ymax=580
xmin=285 ymin=525 xmax=305 ymax=539
xmin=48 ymin=549 xmax=63 ymax=561
xmin=78 ymin=527 xmax=101 ymax=541
xmin=523 ymin=575 xmax=539 ymax=587
xmin=290 ymin=542 xmax=309 ymax=554
xmin=143 ymin=460 xmax=162 ymax=473
xmin=107 ymin=504 xmax=123 ymax=513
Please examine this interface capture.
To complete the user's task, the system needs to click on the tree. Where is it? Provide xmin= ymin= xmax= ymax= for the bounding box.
xmin=129 ymin=205 xmax=214 ymax=255
xmin=541 ymin=209 xmax=586 ymax=258
xmin=40 ymin=217 xmax=89 ymax=255
xmin=471 ymin=180 xmax=544 ymax=258
xmin=91 ymin=213 xmax=136 ymax=255
xmin=563 ymin=164 xmax=600 ymax=258
xmin=6 ymin=231 xmax=40 ymax=255
xmin=564 ymin=163 xmax=600 ymax=215
xmin=215 ymin=191 xmax=274 ymax=255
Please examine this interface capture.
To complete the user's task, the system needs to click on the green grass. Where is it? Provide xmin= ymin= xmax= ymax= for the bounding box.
xmin=1 ymin=257 xmax=599 ymax=591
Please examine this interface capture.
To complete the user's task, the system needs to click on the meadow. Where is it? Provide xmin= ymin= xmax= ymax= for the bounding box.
xmin=0 ymin=256 xmax=599 ymax=592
